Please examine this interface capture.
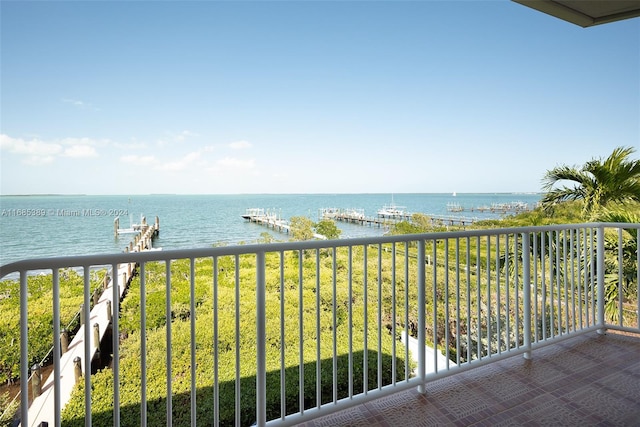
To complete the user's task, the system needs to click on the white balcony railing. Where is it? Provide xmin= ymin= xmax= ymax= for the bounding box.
xmin=1 ymin=223 xmax=638 ymax=426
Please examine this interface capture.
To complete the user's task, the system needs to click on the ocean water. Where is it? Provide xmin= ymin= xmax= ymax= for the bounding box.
xmin=0 ymin=193 xmax=540 ymax=267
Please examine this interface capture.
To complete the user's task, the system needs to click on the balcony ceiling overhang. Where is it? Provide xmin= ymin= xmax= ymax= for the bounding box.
xmin=512 ymin=0 xmax=640 ymax=27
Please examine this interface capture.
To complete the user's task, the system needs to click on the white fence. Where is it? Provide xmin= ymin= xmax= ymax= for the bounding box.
xmin=1 ymin=223 xmax=638 ymax=426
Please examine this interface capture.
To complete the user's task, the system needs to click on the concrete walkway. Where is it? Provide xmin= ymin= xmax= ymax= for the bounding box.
xmin=24 ymin=262 xmax=132 ymax=427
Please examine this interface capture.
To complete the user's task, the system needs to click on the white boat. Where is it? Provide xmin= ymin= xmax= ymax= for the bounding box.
xmin=377 ymin=196 xmax=406 ymax=219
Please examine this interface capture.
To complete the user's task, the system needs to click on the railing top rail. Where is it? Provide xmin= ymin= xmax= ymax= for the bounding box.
xmin=1 ymin=222 xmax=637 ymax=279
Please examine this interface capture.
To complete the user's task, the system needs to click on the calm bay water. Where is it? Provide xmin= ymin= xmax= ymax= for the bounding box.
xmin=0 ymin=193 xmax=540 ymax=267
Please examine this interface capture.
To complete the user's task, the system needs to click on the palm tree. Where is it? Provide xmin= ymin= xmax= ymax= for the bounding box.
xmin=541 ymin=146 xmax=640 ymax=218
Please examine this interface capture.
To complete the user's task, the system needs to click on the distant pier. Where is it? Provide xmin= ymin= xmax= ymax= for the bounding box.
xmin=242 ymin=208 xmax=290 ymax=233
xmin=115 ymin=215 xmax=160 ymax=252
xmin=447 ymin=201 xmax=533 ymax=214
xmin=320 ymin=208 xmax=478 ymax=227
xmin=242 ymin=209 xmax=326 ymax=239
xmin=320 ymin=208 xmax=394 ymax=228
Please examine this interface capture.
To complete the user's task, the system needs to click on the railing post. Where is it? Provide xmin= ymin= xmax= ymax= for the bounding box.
xmin=417 ymin=240 xmax=426 ymax=394
xmin=20 ymin=272 xmax=29 ymax=426
xmin=256 ymin=250 xmax=267 ymax=426
xmin=596 ymin=225 xmax=607 ymax=334
xmin=522 ymin=233 xmax=532 ymax=359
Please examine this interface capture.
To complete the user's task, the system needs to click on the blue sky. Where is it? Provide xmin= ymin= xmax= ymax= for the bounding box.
xmin=1 ymin=0 xmax=638 ymax=195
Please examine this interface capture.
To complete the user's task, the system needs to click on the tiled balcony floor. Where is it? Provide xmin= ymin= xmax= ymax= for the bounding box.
xmin=296 ymin=331 xmax=640 ymax=427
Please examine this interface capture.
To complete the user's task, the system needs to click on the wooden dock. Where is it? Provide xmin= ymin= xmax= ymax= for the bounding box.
xmin=319 ymin=208 xmax=394 ymax=228
xmin=320 ymin=208 xmax=479 ymax=228
xmin=426 ymin=214 xmax=479 ymax=227
xmin=23 ymin=218 xmax=160 ymax=427
xmin=242 ymin=208 xmax=291 ymax=233
xmin=242 ymin=209 xmax=326 ymax=239
xmin=447 ymin=201 xmax=533 ymax=214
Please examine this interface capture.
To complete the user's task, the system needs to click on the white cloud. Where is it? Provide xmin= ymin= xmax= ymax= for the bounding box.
xmin=0 ymin=134 xmax=63 ymax=164
xmin=176 ymin=130 xmax=199 ymax=141
xmin=213 ymin=157 xmax=256 ymax=171
xmin=157 ymin=130 xmax=199 ymax=146
xmin=120 ymin=154 xmax=158 ymax=165
xmin=156 ymin=151 xmax=202 ymax=172
xmin=63 ymin=145 xmax=98 ymax=158
xmin=229 ymin=140 xmax=252 ymax=150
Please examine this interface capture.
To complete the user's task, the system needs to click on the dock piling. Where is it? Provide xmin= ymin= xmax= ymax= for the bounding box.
xmin=93 ymin=324 xmax=100 ymax=350
xmin=31 ymin=364 xmax=42 ymax=399
xmin=73 ymin=357 xmax=82 ymax=383
xmin=61 ymin=330 xmax=69 ymax=354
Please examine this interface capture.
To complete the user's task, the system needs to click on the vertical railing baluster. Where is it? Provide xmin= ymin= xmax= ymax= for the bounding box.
xmin=582 ymin=228 xmax=588 ymax=326
xmin=83 ymin=265 xmax=92 ymax=427
xmin=590 ymin=228 xmax=596 ymax=326
xmin=315 ymin=249 xmax=321 ymax=409
xmin=332 ymin=247 xmax=338 ymax=402
xmin=298 ymin=249 xmax=304 ymax=413
xmin=476 ymin=237 xmax=482 ymax=359
xmin=563 ymin=230 xmax=569 ymax=333
xmin=279 ymin=252 xmax=286 ymax=420
xmin=165 ymin=260 xmax=172 ymax=427
xmin=213 ymin=257 xmax=220 ymax=427
xmin=190 ymin=258 xmax=197 ymax=427
xmin=391 ymin=242 xmax=397 ymax=384
xmin=508 ymin=234 xmax=513 ymax=351
xmin=618 ymin=228 xmax=624 ymax=327
xmin=466 ymin=237 xmax=471 ymax=364
xmin=570 ymin=229 xmax=576 ymax=332
xmin=140 ymin=263 xmax=147 ymax=427
xmin=486 ymin=236 xmax=491 ymax=357
xmin=432 ymin=240 xmax=438 ymax=372
xmin=512 ymin=234 xmax=518 ymax=350
xmin=551 ymin=231 xmax=557 ymax=336
xmin=417 ymin=239 xmax=426 ymax=394
xmin=20 ymin=271 xmax=28 ymax=426
xmin=533 ymin=232 xmax=539 ymax=342
xmin=541 ymin=232 xmax=547 ymax=340
xmin=523 ymin=233 xmax=532 ymax=359
xmin=363 ymin=245 xmax=368 ymax=395
xmin=455 ymin=238 xmax=460 ymax=366
xmin=348 ymin=246 xmax=354 ymax=398
xmin=256 ymin=251 xmax=266 ymax=427
xmin=112 ymin=264 xmax=120 ymax=427
xmin=377 ymin=243 xmax=382 ymax=389
xmin=53 ymin=269 xmax=61 ymax=427
xmin=234 ymin=255 xmax=241 ymax=425
xmin=495 ymin=235 xmax=501 ymax=355
xmin=404 ymin=243 xmax=410 ymax=381
xmin=555 ymin=231 xmax=562 ymax=336
xmin=444 ymin=238 xmax=450 ymax=368
xmin=577 ymin=229 xmax=584 ymax=330
xmin=597 ymin=225 xmax=606 ymax=333
xmin=509 ymin=234 xmax=515 ymax=349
